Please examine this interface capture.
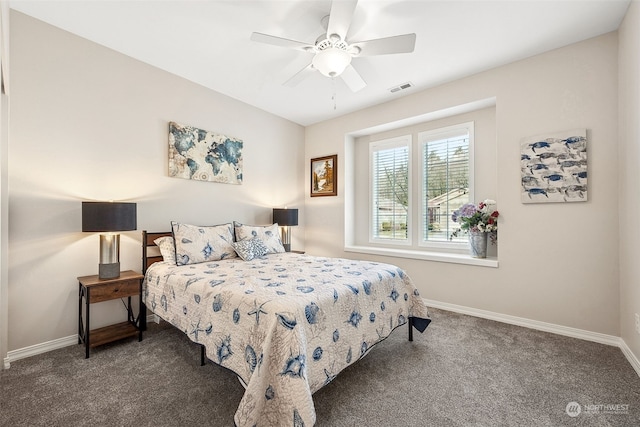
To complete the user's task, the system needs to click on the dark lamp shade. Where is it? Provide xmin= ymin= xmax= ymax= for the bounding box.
xmin=82 ymin=202 xmax=137 ymax=232
xmin=273 ymin=208 xmax=298 ymax=226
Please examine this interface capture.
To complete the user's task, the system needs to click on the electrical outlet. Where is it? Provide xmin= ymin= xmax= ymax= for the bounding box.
xmin=635 ymin=313 xmax=640 ymax=335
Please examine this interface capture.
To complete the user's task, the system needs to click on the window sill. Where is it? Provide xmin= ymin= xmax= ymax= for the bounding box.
xmin=344 ymin=245 xmax=498 ymax=268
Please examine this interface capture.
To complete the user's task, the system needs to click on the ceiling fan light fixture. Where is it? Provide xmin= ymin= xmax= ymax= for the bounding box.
xmin=312 ymin=47 xmax=352 ymax=78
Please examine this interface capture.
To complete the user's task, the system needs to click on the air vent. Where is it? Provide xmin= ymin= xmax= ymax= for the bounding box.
xmin=389 ymin=82 xmax=414 ymax=93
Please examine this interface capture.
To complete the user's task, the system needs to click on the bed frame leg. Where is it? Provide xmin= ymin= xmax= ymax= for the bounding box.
xmin=408 ymin=317 xmax=414 ymax=342
xmin=140 ymin=302 xmax=147 ymax=332
xmin=200 ymin=344 xmax=206 ymax=366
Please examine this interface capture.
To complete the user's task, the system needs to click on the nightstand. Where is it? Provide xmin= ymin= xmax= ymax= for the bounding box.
xmin=77 ymin=270 xmax=145 ymax=358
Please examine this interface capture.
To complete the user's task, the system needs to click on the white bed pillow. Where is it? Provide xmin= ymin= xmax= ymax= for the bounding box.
xmin=231 ymin=238 xmax=269 ymax=261
xmin=153 ymin=236 xmax=176 ymax=264
xmin=234 ymin=221 xmax=285 ymax=254
xmin=171 ymin=221 xmax=238 ymax=265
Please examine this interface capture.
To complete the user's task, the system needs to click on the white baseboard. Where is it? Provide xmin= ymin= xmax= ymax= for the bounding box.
xmin=619 ymin=339 xmax=640 ymax=377
xmin=3 ymin=314 xmax=158 ymax=369
xmin=425 ymin=299 xmax=640 ymax=377
xmin=4 ymin=334 xmax=76 ymax=369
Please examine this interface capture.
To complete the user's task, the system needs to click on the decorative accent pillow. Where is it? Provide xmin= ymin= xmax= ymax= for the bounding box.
xmin=153 ymin=236 xmax=176 ymax=264
xmin=232 ymin=238 xmax=269 ymax=261
xmin=234 ymin=221 xmax=285 ymax=254
xmin=171 ymin=221 xmax=237 ymax=265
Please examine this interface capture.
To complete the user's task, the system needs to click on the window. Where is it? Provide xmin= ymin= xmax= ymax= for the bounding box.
xmin=368 ymin=123 xmax=473 ymax=250
xmin=420 ymin=122 xmax=473 ymax=244
xmin=370 ymin=136 xmax=411 ymax=243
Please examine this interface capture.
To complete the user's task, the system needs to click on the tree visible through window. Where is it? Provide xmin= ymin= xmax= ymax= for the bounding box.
xmin=370 ymin=137 xmax=410 ymax=242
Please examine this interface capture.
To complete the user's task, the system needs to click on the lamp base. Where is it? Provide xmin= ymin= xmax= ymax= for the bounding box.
xmin=99 ymin=262 xmax=120 ymax=280
xmin=280 ymin=226 xmax=292 ymax=253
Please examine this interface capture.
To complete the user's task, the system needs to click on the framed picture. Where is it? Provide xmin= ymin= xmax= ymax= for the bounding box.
xmin=310 ymin=154 xmax=337 ymax=197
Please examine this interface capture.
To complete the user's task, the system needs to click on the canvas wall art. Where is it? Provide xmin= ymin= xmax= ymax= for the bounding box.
xmin=310 ymin=155 xmax=337 ymax=197
xmin=168 ymin=121 xmax=243 ymax=185
xmin=520 ymin=129 xmax=587 ymax=203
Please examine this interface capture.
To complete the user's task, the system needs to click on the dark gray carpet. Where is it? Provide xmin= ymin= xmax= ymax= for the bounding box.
xmin=1 ymin=308 xmax=639 ymax=426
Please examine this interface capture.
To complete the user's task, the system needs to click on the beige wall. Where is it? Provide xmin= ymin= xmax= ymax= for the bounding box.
xmin=0 ymin=1 xmax=8 ymax=365
xmin=7 ymin=12 xmax=305 ymax=351
xmin=306 ymin=32 xmax=620 ymax=336
xmin=618 ymin=1 xmax=640 ymax=361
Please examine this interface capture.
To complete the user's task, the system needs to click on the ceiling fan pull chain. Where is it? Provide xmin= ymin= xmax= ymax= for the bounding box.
xmin=332 ymin=77 xmax=337 ymax=110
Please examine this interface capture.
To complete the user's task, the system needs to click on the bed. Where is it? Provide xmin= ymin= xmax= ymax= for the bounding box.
xmin=141 ymin=224 xmax=431 ymax=427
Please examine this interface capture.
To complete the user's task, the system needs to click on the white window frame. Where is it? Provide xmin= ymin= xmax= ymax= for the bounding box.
xmin=366 ymin=123 xmax=475 ymax=253
xmin=418 ymin=122 xmax=475 ymax=251
xmin=369 ymin=135 xmax=412 ymax=246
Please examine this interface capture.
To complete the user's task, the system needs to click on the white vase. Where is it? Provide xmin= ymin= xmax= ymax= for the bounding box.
xmin=468 ymin=230 xmax=488 ymax=258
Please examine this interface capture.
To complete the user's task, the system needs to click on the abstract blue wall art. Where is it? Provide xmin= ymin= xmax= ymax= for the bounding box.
xmin=520 ymin=129 xmax=587 ymax=203
xmin=168 ymin=121 xmax=243 ymax=185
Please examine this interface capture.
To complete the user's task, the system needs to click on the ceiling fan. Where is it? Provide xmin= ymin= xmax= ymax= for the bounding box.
xmin=250 ymin=0 xmax=416 ymax=92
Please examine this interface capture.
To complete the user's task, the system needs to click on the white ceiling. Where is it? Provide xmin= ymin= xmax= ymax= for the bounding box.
xmin=10 ymin=0 xmax=631 ymax=126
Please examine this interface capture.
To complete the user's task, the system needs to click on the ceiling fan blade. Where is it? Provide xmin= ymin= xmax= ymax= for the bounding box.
xmin=351 ymin=33 xmax=416 ymax=57
xmin=326 ymin=0 xmax=358 ymax=40
xmin=250 ymin=32 xmax=313 ymax=52
xmin=340 ymin=64 xmax=366 ymax=92
xmin=284 ymin=63 xmax=316 ymax=87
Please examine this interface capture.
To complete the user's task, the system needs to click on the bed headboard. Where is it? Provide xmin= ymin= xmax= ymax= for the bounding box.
xmin=142 ymin=230 xmax=172 ymax=274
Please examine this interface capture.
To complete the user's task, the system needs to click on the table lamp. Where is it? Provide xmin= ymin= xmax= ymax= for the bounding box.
xmin=82 ymin=201 xmax=137 ymax=279
xmin=272 ymin=208 xmax=298 ymax=252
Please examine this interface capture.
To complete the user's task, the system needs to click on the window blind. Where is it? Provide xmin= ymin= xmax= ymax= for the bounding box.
xmin=421 ymin=129 xmax=470 ymax=242
xmin=371 ymin=140 xmax=409 ymax=241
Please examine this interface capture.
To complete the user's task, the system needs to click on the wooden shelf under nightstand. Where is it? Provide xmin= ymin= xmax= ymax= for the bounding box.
xmin=77 ymin=270 xmax=145 ymax=358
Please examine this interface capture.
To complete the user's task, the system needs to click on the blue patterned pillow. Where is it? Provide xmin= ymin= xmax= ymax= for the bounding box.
xmin=153 ymin=236 xmax=176 ymax=264
xmin=234 ymin=221 xmax=285 ymax=254
xmin=232 ymin=238 xmax=269 ymax=261
xmin=171 ymin=222 xmax=237 ymax=265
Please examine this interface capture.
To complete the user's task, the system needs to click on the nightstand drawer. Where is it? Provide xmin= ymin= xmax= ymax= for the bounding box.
xmin=90 ymin=279 xmax=139 ymax=303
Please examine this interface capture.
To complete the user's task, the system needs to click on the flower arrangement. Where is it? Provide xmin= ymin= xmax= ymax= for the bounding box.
xmin=451 ymin=199 xmax=499 ymax=239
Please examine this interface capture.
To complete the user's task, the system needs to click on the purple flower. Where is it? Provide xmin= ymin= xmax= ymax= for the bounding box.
xmin=458 ymin=203 xmax=477 ymax=218
xmin=452 ymin=204 xmax=476 ymax=223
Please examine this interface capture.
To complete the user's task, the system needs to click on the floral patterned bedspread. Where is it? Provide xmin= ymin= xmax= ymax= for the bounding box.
xmin=143 ymin=253 xmax=430 ymax=426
